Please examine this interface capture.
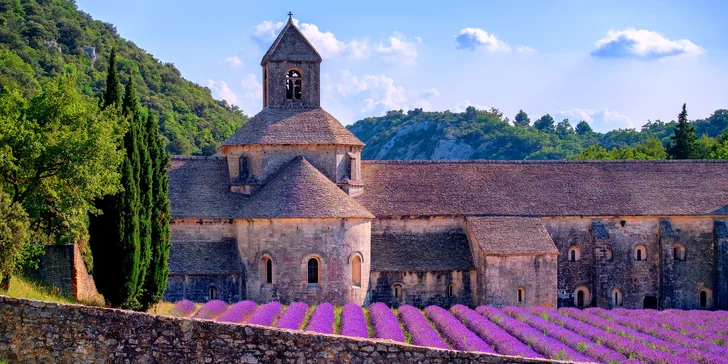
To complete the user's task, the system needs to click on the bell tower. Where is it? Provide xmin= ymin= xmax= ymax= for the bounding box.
xmin=261 ymin=13 xmax=322 ymax=108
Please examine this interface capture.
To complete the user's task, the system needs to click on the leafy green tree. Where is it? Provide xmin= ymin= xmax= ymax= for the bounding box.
xmin=103 ymin=47 xmax=122 ymax=109
xmin=709 ymin=140 xmax=728 ymax=159
xmin=0 ymin=189 xmax=29 ymax=291
xmin=575 ymin=121 xmax=593 ymax=135
xmin=667 ymin=104 xmax=697 ymax=159
xmin=138 ymin=113 xmax=171 ymax=310
xmin=694 ymin=134 xmax=717 ymax=159
xmin=634 ymin=137 xmax=667 ymax=160
xmin=534 ymin=114 xmax=555 ymax=131
xmin=514 ymin=110 xmax=530 ymax=127
xmin=556 ymin=119 xmax=574 ymax=136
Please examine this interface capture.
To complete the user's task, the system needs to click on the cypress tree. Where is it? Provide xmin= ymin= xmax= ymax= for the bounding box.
xmin=102 ymin=47 xmax=122 ymax=109
xmin=139 ymin=113 xmax=171 ymax=310
xmin=124 ymin=72 xmax=153 ymax=304
xmin=667 ymin=104 xmax=697 ymax=159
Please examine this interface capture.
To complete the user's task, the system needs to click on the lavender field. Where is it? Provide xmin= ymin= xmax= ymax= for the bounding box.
xmin=169 ymin=300 xmax=728 ymax=364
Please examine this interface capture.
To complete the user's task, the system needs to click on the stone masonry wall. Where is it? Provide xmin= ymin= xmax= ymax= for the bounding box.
xmin=483 ymin=255 xmax=557 ymax=308
xmin=368 ymin=270 xmax=476 ymax=308
xmin=0 ymin=296 xmax=561 ymax=364
xmin=28 ymin=244 xmax=98 ymax=301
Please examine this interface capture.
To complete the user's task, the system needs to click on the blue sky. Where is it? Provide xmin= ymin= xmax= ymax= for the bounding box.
xmin=76 ymin=0 xmax=728 ymax=132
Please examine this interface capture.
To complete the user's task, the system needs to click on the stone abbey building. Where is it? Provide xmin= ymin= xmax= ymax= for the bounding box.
xmin=164 ymin=16 xmax=728 ymax=310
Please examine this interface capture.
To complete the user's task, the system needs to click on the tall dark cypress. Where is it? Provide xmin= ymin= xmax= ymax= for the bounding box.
xmin=668 ymin=104 xmax=697 ymax=159
xmin=102 ymin=47 xmax=122 ymax=109
xmin=139 ymin=113 xmax=171 ymax=310
xmin=124 ymin=72 xmax=153 ymax=303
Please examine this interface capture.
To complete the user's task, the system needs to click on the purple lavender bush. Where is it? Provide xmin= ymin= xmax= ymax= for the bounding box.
xmin=193 ymin=300 xmax=229 ymax=320
xmin=398 ymin=305 xmax=449 ymax=349
xmin=368 ymin=302 xmax=406 ymax=342
xmin=306 ymin=303 xmax=335 ymax=334
xmin=340 ymin=303 xmax=369 ymax=338
xmin=451 ymin=305 xmax=542 ymax=358
xmin=504 ymin=306 xmax=624 ymax=363
xmin=216 ymin=300 xmax=257 ymax=323
xmin=424 ymin=305 xmax=494 ymax=353
xmin=170 ymin=300 xmax=196 ymax=317
xmin=275 ymin=302 xmax=309 ymax=330
xmin=246 ymin=301 xmax=283 ymax=326
xmin=477 ymin=306 xmax=592 ymax=362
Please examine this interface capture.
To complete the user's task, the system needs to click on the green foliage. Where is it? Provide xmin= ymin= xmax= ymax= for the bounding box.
xmin=514 ymin=109 xmax=530 ymax=127
xmin=667 ymin=104 xmax=697 ymax=159
xmin=0 ymin=188 xmax=29 ymax=289
xmin=0 ymin=0 xmax=247 ymax=155
xmin=349 ymin=107 xmax=725 ymax=161
xmin=102 ymin=46 xmax=121 ymax=109
xmin=534 ymin=114 xmax=555 ymax=131
xmin=0 ymin=74 xmax=122 ymax=245
xmin=138 ymin=113 xmax=170 ymax=310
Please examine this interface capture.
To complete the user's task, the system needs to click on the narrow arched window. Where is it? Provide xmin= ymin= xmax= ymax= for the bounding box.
xmin=517 ymin=287 xmax=525 ymax=304
xmin=568 ymin=246 xmax=580 ymax=262
xmin=307 ymin=257 xmax=319 ymax=284
xmin=352 ymin=255 xmax=361 ymax=287
xmin=612 ymin=288 xmax=623 ymax=307
xmin=285 ymin=70 xmax=302 ymax=100
xmin=265 ymin=257 xmax=273 ymax=284
xmin=209 ymin=286 xmax=217 ymax=301
xmin=674 ymin=243 xmax=686 ymax=261
xmin=447 ymin=283 xmax=455 ymax=298
xmin=393 ymin=284 xmax=403 ymax=300
xmin=699 ymin=288 xmax=712 ymax=309
xmin=700 ymin=290 xmax=707 ymax=308
xmin=634 ymin=245 xmax=647 ymax=261
xmin=606 ymin=247 xmax=613 ymax=261
xmin=574 ymin=286 xmax=589 ymax=307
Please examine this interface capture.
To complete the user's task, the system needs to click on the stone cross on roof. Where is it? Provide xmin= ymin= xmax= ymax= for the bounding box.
xmin=288 ymin=11 xmax=293 ymax=20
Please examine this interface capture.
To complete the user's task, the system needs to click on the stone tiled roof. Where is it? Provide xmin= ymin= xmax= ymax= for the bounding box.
xmin=235 ymin=156 xmax=374 ymax=219
xmin=370 ymin=230 xmax=475 ymax=271
xmin=221 ymin=107 xmax=364 ymax=147
xmin=168 ymin=240 xmax=242 ymax=275
xmin=356 ymin=160 xmax=728 ymax=217
xmin=465 ymin=216 xmax=558 ymax=256
xmin=261 ymin=19 xmax=322 ymax=64
xmin=169 ymin=156 xmax=247 ymax=219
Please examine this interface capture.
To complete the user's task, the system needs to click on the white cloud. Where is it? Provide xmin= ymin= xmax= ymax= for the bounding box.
xmin=222 ymin=56 xmax=243 ymax=68
xmin=456 ymin=28 xmax=511 ymax=52
xmin=251 ymin=19 xmax=419 ymax=64
xmin=454 ymin=100 xmax=489 ymax=113
xmin=205 ymin=80 xmax=238 ymax=105
xmin=376 ymin=32 xmax=421 ymax=65
xmin=335 ymin=70 xmax=438 ymax=113
xmin=556 ymin=108 xmax=633 ymax=132
xmin=516 ymin=46 xmax=537 ymax=55
xmin=592 ymin=28 xmax=704 ymax=60
xmin=240 ymin=74 xmax=262 ymax=100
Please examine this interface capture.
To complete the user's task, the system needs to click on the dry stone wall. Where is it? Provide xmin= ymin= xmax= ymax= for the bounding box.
xmin=0 ymin=296 xmax=566 ymax=364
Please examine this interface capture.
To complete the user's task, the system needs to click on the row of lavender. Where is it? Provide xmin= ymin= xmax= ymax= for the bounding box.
xmin=170 ymin=300 xmax=728 ymax=364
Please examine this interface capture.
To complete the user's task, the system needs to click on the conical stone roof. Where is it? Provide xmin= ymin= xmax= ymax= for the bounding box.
xmin=236 ymin=156 xmax=374 ymax=219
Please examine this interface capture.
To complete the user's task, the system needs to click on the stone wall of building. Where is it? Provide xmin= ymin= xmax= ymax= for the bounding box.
xmin=265 ymin=62 xmax=321 ymax=107
xmin=368 ymin=270 xmax=476 ymax=308
xmin=0 ymin=296 xmax=557 ymax=364
xmin=170 ymin=219 xmax=236 ymax=242
xmin=28 ymin=244 xmax=98 ymax=301
xmin=236 ymin=218 xmax=371 ymax=305
xmin=716 ymin=220 xmax=728 ymax=310
xmin=482 ymin=255 xmax=557 ymax=308
xmin=165 ymin=274 xmax=243 ymax=303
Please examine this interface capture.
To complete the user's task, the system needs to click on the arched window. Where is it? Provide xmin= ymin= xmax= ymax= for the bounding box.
xmin=285 ymin=69 xmax=302 ymax=100
xmin=612 ymin=288 xmax=623 ymax=307
xmin=517 ymin=287 xmax=526 ymax=304
xmin=699 ymin=287 xmax=713 ymax=309
xmin=209 ymin=286 xmax=217 ymax=301
xmin=673 ymin=243 xmax=686 ymax=261
xmin=393 ymin=284 xmax=403 ymax=300
xmin=606 ymin=247 xmax=613 ymax=261
xmin=352 ymin=255 xmax=361 ymax=287
xmin=574 ymin=286 xmax=589 ymax=307
xmin=568 ymin=246 xmax=581 ymax=262
xmin=634 ymin=245 xmax=647 ymax=261
xmin=447 ymin=283 xmax=455 ymax=298
xmin=307 ymin=257 xmax=319 ymax=284
xmin=262 ymin=256 xmax=273 ymax=285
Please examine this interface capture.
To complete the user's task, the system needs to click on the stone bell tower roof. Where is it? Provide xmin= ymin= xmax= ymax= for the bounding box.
xmin=261 ymin=15 xmax=322 ymax=65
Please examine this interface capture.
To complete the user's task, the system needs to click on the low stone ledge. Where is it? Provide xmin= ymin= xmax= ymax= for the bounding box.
xmin=0 ymin=295 xmax=580 ymax=363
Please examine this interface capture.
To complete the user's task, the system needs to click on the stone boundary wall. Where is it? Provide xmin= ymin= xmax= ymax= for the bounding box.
xmin=0 ymin=296 xmax=574 ymax=364
xmin=28 ymin=244 xmax=99 ymax=301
